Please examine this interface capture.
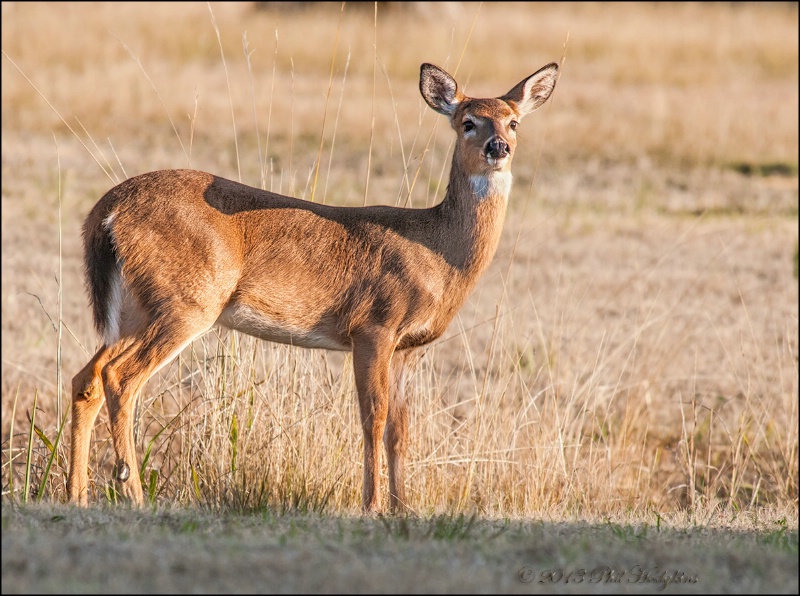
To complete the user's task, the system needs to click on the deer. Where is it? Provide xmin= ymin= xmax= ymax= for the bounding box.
xmin=67 ymin=60 xmax=559 ymax=513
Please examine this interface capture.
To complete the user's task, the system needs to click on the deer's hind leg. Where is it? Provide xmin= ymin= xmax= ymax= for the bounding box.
xmin=68 ymin=342 xmax=129 ymax=506
xmin=100 ymin=317 xmax=214 ymax=505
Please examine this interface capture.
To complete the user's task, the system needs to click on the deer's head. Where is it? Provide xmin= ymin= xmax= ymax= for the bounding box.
xmin=420 ymin=62 xmax=559 ymax=175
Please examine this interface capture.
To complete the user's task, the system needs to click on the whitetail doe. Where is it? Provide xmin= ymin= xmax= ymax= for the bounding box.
xmin=68 ymin=61 xmax=558 ymax=512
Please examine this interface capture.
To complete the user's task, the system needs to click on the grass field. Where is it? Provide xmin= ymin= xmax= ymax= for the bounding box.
xmin=1 ymin=1 xmax=798 ymax=592
xmin=2 ymin=503 xmax=797 ymax=593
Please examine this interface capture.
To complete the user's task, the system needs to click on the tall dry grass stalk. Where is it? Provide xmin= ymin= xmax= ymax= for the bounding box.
xmin=1 ymin=2 xmax=797 ymax=520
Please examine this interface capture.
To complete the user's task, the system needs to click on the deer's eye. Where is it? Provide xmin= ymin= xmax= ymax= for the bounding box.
xmin=463 ymin=120 xmax=475 ymax=133
xmin=509 ymin=121 xmax=518 ymax=131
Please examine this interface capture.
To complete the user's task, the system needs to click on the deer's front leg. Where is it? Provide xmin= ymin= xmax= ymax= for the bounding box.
xmin=351 ymin=328 xmax=395 ymax=513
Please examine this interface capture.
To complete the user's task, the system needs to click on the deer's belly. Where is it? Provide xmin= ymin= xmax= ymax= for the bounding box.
xmin=216 ymin=303 xmax=349 ymax=351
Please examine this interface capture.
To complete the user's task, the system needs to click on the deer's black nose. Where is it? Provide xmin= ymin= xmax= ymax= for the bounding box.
xmin=485 ymin=137 xmax=509 ymax=159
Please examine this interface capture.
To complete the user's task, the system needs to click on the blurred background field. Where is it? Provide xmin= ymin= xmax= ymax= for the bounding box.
xmin=1 ymin=2 xmax=797 ymax=520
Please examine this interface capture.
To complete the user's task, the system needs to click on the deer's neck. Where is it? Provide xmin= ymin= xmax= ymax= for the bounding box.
xmin=437 ymin=159 xmax=511 ymax=278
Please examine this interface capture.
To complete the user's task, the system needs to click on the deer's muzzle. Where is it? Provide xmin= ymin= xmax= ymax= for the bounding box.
xmin=485 ymin=137 xmax=510 ymax=160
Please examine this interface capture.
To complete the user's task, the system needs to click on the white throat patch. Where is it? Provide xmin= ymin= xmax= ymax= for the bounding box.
xmin=470 ymin=172 xmax=513 ymax=201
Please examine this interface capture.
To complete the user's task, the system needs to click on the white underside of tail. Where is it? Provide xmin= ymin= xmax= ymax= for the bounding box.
xmin=104 ymin=270 xmax=123 ymax=346
xmin=103 ymin=212 xmax=123 ymax=346
xmin=470 ymin=172 xmax=512 ymax=200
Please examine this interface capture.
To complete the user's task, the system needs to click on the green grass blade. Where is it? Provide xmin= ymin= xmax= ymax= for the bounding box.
xmin=138 ymin=400 xmax=193 ymax=483
xmin=36 ymin=409 xmax=69 ymax=502
xmin=23 ymin=390 xmax=38 ymax=503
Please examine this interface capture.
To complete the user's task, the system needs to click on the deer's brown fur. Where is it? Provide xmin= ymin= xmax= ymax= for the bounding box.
xmin=68 ymin=61 xmax=558 ymax=512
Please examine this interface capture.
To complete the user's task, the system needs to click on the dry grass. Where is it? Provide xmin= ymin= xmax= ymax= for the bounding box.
xmin=1 ymin=1 xmax=797 ymax=524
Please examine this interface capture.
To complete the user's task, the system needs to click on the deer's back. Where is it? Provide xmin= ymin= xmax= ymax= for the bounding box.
xmin=88 ymin=170 xmax=459 ymax=350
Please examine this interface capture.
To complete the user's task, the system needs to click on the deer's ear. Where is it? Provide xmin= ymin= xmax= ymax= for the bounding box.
xmin=501 ymin=62 xmax=558 ymax=119
xmin=420 ymin=63 xmax=463 ymax=117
